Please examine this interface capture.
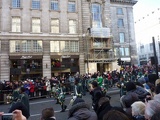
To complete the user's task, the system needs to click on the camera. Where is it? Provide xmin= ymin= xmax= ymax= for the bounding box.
xmin=1 ymin=113 xmax=13 ymax=120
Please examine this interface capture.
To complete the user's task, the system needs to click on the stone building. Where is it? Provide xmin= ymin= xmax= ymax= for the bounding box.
xmin=0 ymin=0 xmax=137 ymax=81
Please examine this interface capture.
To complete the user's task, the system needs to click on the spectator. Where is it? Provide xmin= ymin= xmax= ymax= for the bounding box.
xmin=97 ymin=96 xmax=125 ymax=120
xmin=131 ymin=101 xmax=146 ymax=120
xmin=120 ymin=82 xmax=139 ymax=115
xmin=90 ymin=81 xmax=103 ymax=112
xmin=9 ymin=87 xmax=30 ymax=119
xmin=145 ymin=100 xmax=160 ymax=120
xmin=68 ymin=98 xmax=97 ymax=120
xmin=41 ymin=107 xmax=56 ymax=120
xmin=103 ymin=110 xmax=131 ymax=120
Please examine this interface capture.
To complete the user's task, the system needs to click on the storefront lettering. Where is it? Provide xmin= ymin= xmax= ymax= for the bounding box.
xmin=61 ymin=55 xmax=70 ymax=58
xmin=20 ymin=56 xmax=32 ymax=59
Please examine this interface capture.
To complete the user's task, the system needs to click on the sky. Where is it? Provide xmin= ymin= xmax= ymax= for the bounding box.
xmin=133 ymin=0 xmax=160 ymax=44
xmin=133 ymin=0 xmax=160 ymax=21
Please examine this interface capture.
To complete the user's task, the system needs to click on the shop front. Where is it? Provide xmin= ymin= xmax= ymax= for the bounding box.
xmin=51 ymin=55 xmax=79 ymax=76
xmin=10 ymin=55 xmax=43 ymax=81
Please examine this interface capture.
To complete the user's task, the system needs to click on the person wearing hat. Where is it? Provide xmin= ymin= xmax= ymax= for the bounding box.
xmin=68 ymin=98 xmax=97 ymax=120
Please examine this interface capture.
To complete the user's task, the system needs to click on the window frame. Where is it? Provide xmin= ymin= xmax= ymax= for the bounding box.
xmin=118 ymin=19 xmax=124 ymax=27
xmin=119 ymin=32 xmax=125 ymax=43
xmin=91 ymin=3 xmax=102 ymax=28
xmin=31 ymin=0 xmax=41 ymax=9
xmin=50 ymin=0 xmax=59 ymax=11
xmin=51 ymin=18 xmax=59 ymax=33
xmin=32 ymin=17 xmax=41 ymax=33
xmin=68 ymin=1 xmax=76 ymax=12
xmin=10 ymin=40 xmax=43 ymax=53
xmin=11 ymin=16 xmax=21 ymax=32
xmin=69 ymin=19 xmax=77 ymax=34
xmin=12 ymin=0 xmax=21 ymax=8
xmin=117 ymin=8 xmax=123 ymax=15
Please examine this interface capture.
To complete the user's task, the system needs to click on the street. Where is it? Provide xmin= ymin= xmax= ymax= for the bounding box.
xmin=0 ymin=87 xmax=120 ymax=120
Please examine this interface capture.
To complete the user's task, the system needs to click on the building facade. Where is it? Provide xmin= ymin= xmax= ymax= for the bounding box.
xmin=0 ymin=0 xmax=137 ymax=81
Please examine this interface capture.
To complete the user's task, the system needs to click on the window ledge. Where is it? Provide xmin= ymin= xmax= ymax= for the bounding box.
xmin=9 ymin=7 xmax=23 ymax=10
xmin=30 ymin=32 xmax=43 ymax=34
xmin=49 ymin=10 xmax=60 ymax=13
xmin=49 ymin=33 xmax=61 ymax=35
xmin=67 ymin=11 xmax=78 ymax=13
xmin=9 ymin=31 xmax=23 ymax=33
xmin=30 ymin=8 xmax=42 ymax=11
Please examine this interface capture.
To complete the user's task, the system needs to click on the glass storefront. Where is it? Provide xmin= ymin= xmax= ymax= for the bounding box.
xmin=10 ymin=56 xmax=42 ymax=81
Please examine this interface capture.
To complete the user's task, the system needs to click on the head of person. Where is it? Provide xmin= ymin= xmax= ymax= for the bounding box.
xmin=19 ymin=87 xmax=26 ymax=94
xmin=145 ymin=100 xmax=160 ymax=120
xmin=91 ymin=81 xmax=98 ymax=88
xmin=41 ymin=108 xmax=55 ymax=120
xmin=72 ymin=98 xmax=85 ymax=106
xmin=131 ymin=101 xmax=146 ymax=116
xmin=125 ymin=82 xmax=136 ymax=92
xmin=98 ymin=97 xmax=110 ymax=108
xmin=103 ymin=110 xmax=130 ymax=120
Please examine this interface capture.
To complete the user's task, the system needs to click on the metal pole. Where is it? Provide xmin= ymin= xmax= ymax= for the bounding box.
xmin=86 ymin=28 xmax=91 ymax=74
xmin=152 ymin=37 xmax=159 ymax=79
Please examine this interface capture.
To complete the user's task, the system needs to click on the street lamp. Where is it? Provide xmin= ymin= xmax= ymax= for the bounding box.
xmin=83 ymin=28 xmax=91 ymax=74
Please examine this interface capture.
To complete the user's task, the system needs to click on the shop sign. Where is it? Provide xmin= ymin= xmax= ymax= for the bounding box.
xmin=61 ymin=55 xmax=70 ymax=58
xmin=20 ymin=56 xmax=32 ymax=59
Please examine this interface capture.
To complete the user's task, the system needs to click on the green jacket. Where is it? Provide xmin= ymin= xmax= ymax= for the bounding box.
xmin=19 ymin=92 xmax=30 ymax=114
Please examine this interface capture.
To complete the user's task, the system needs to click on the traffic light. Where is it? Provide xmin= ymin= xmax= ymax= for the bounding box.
xmin=117 ymin=59 xmax=121 ymax=66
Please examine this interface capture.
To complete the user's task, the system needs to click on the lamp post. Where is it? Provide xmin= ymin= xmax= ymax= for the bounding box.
xmin=84 ymin=28 xmax=91 ymax=74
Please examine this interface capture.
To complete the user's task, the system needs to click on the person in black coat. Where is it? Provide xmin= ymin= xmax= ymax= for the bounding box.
xmin=90 ymin=81 xmax=103 ymax=112
xmin=97 ymin=97 xmax=128 ymax=120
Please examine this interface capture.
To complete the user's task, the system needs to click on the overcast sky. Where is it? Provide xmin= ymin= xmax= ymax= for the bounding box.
xmin=133 ymin=0 xmax=160 ymax=21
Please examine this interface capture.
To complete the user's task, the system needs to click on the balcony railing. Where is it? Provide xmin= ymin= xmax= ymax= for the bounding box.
xmin=88 ymin=53 xmax=115 ymax=60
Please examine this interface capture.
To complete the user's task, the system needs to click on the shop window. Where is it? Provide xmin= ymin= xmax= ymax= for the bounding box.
xmin=51 ymin=59 xmax=61 ymax=67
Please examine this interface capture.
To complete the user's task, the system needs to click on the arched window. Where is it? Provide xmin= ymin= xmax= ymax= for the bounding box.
xmin=91 ymin=3 xmax=102 ymax=28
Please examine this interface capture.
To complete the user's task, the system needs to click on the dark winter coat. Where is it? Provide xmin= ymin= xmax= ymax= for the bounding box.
xmin=90 ymin=87 xmax=103 ymax=112
xmin=68 ymin=102 xmax=97 ymax=120
xmin=97 ymin=101 xmax=125 ymax=120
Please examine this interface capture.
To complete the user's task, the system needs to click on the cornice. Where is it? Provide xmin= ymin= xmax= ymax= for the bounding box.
xmin=110 ymin=0 xmax=137 ymax=5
